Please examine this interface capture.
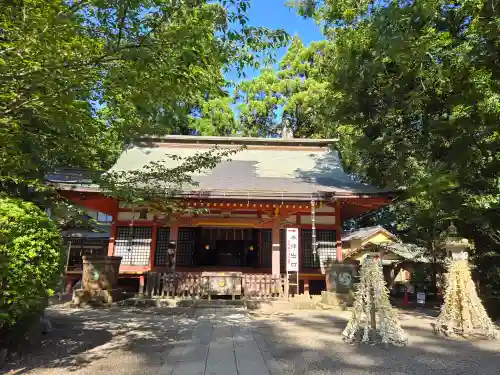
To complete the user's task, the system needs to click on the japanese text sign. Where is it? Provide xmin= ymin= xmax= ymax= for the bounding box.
xmin=286 ymin=228 xmax=299 ymax=272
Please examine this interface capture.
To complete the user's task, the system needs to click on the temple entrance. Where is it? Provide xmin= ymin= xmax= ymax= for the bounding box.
xmin=194 ymin=228 xmax=260 ymax=268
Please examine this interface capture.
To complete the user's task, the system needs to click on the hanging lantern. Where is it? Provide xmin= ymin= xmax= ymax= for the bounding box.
xmin=249 ymin=245 xmax=254 ymax=252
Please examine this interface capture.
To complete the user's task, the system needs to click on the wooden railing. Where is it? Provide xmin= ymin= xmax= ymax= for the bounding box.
xmin=145 ymin=272 xmax=203 ymax=298
xmin=144 ymin=272 xmax=284 ymax=299
xmin=242 ymin=273 xmax=283 ymax=298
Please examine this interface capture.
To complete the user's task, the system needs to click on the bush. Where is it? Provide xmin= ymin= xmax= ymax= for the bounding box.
xmin=0 ymin=197 xmax=64 ymax=332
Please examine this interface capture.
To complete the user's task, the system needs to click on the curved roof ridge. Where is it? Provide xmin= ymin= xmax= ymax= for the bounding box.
xmin=138 ymin=135 xmax=339 ymax=147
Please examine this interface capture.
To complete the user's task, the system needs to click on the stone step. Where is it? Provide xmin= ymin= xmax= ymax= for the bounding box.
xmin=193 ymin=299 xmax=247 ymax=309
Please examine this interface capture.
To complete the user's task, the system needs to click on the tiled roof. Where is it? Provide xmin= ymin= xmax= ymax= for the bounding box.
xmin=106 ymin=136 xmax=394 ymax=199
xmin=61 ymin=228 xmax=110 ymax=239
xmin=45 ymin=168 xmax=101 ymax=191
xmin=344 ymin=239 xmax=429 ymax=263
xmin=383 ymin=243 xmax=429 ymax=263
xmin=342 ymin=225 xmax=398 ymax=242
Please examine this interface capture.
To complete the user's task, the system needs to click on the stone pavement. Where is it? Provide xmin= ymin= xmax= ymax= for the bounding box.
xmin=160 ymin=308 xmax=279 ymax=375
xmin=3 ymin=306 xmax=500 ymax=375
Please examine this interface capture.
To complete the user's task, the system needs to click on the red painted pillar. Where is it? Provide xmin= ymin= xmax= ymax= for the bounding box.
xmin=258 ymin=230 xmax=263 ymax=266
xmin=271 ymin=218 xmax=280 ymax=277
xmin=149 ymin=223 xmax=158 ymax=271
xmin=65 ymin=276 xmax=74 ymax=293
xmin=139 ymin=275 xmax=145 ymax=295
xmin=304 ymin=278 xmax=310 ymax=295
xmin=403 ymin=286 xmax=409 ymax=306
xmin=271 ymin=218 xmax=281 ymax=296
xmin=170 ymin=223 xmax=179 ymax=242
xmin=108 ymin=222 xmax=117 ymax=256
xmin=170 ymin=223 xmax=179 ymax=272
xmin=335 ymin=200 xmax=342 ymax=262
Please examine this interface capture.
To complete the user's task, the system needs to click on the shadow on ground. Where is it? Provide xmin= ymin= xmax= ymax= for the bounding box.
xmin=2 ymin=305 xmax=500 ymax=375
xmin=1 ymin=307 xmax=197 ymax=374
xmin=250 ymin=308 xmax=500 ymax=375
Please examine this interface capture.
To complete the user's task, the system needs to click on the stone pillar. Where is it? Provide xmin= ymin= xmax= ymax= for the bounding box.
xmin=322 ymin=262 xmax=358 ymax=306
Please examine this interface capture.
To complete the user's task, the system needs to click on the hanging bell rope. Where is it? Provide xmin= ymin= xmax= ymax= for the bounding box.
xmin=311 ymin=198 xmax=317 ymax=262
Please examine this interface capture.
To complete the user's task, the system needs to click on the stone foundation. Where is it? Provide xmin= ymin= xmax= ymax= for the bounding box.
xmin=321 ymin=290 xmax=355 ymax=307
xmin=71 ymin=288 xmax=126 ymax=307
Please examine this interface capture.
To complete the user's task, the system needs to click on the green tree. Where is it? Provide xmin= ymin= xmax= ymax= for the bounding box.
xmin=191 ymin=96 xmax=238 ymax=136
xmin=276 ymin=37 xmax=328 ymax=137
xmin=0 ymin=197 xmax=63 ymax=332
xmin=235 ymin=37 xmax=329 ymax=137
xmin=235 ymin=68 xmax=282 ymax=136
xmin=0 ymin=0 xmax=288 ymax=197
xmin=292 ymin=0 xmax=500 ymax=288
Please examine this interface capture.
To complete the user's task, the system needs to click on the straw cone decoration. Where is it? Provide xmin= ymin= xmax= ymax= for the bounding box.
xmin=434 ymin=259 xmax=499 ymax=339
xmin=342 ymin=258 xmax=407 ymax=346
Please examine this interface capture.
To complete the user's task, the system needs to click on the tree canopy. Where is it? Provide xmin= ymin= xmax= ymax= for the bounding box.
xmin=238 ymin=0 xmax=500 ymax=290
xmin=0 ymin=0 xmax=288 ymax=197
xmin=3 ymin=0 xmax=500 ymax=291
xmin=235 ymin=36 xmax=329 ymax=137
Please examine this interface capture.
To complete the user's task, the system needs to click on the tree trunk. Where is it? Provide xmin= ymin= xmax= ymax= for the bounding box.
xmin=429 ymin=240 xmax=438 ymax=290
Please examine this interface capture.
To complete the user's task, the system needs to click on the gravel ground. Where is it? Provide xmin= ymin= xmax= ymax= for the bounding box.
xmin=2 ymin=305 xmax=500 ymax=375
xmin=249 ymin=308 xmax=500 ymax=375
xmin=1 ymin=306 xmax=198 ymax=375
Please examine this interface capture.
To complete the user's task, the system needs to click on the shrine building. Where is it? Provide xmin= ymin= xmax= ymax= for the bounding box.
xmin=50 ymin=135 xmax=397 ymax=294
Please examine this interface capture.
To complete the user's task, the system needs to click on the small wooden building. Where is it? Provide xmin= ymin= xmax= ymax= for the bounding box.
xmin=50 ymin=136 xmax=397 ymax=295
xmin=342 ymin=226 xmax=429 ymax=289
xmin=342 ymin=225 xmax=399 ymax=255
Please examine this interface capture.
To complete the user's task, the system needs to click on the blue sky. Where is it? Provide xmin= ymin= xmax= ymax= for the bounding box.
xmin=226 ymin=0 xmax=324 ymax=83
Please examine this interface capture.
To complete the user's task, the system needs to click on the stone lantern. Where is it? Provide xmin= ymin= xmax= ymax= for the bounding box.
xmin=433 ymin=222 xmax=499 ymax=339
xmin=441 ymin=222 xmax=471 ymax=260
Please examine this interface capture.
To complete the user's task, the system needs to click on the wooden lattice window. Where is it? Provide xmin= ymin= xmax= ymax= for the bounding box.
xmin=64 ymin=238 xmax=108 ymax=271
xmin=201 ymin=228 xmax=253 ymax=241
xmin=176 ymin=227 xmax=196 ymax=266
xmin=317 ymin=230 xmax=337 ymax=268
xmin=219 ymin=228 xmax=233 ymax=241
xmin=115 ymin=226 xmax=152 ymax=266
xmin=301 ymin=229 xmax=316 ymax=268
xmin=301 ymin=229 xmax=337 ymax=269
xmin=235 ymin=228 xmax=253 ymax=241
xmin=154 ymin=227 xmax=171 ymax=266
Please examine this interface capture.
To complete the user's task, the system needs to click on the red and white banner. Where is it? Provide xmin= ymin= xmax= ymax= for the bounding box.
xmin=286 ymin=228 xmax=299 ymax=272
